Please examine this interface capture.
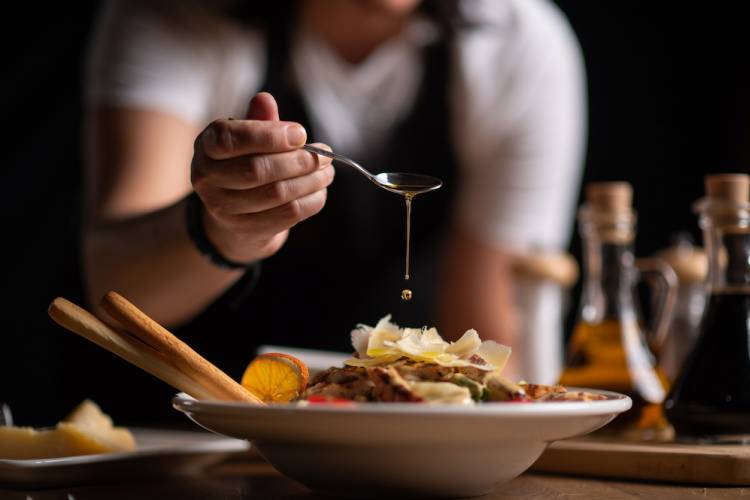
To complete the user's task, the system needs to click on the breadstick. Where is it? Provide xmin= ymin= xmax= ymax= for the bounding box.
xmin=48 ymin=297 xmax=216 ymax=401
xmin=100 ymin=291 xmax=261 ymax=404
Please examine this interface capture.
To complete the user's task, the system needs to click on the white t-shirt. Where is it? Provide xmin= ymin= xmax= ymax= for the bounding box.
xmin=86 ymin=0 xmax=586 ymax=253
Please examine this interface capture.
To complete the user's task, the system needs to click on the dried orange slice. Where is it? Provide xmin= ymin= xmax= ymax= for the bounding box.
xmin=241 ymin=353 xmax=309 ymax=403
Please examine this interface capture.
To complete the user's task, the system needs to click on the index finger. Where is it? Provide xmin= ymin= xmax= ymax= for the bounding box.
xmin=198 ymin=119 xmax=307 ymax=160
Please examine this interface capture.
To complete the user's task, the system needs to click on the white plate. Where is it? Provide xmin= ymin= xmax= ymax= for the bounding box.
xmin=173 ymin=389 xmax=631 ymax=498
xmin=256 ymin=345 xmax=349 ymax=375
xmin=0 ymin=428 xmax=250 ymax=488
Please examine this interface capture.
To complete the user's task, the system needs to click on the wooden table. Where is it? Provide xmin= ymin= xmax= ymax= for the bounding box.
xmin=2 ymin=460 xmax=747 ymax=499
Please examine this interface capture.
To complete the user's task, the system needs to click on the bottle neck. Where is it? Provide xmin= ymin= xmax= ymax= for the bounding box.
xmin=577 ymin=205 xmax=639 ymax=324
xmin=699 ymin=199 xmax=750 ymax=293
xmin=580 ymin=236 xmax=639 ymax=323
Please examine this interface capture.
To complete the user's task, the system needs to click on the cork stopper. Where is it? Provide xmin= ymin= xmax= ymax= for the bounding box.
xmin=580 ymin=182 xmax=635 ymax=243
xmin=585 ymin=182 xmax=633 ymax=213
xmin=705 ymin=174 xmax=750 ymax=203
xmin=512 ymin=250 xmax=579 ymax=288
xmin=656 ymin=244 xmax=708 ymax=284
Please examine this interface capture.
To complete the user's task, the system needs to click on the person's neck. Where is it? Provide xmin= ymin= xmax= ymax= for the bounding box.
xmin=301 ymin=1 xmax=410 ymax=65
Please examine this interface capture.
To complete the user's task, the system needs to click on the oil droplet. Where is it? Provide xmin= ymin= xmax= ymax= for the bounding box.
xmin=401 ymin=289 xmax=413 ymax=301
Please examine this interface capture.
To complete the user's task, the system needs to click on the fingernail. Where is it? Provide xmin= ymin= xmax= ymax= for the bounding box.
xmin=286 ymin=124 xmax=306 ymax=147
xmin=203 ymin=128 xmax=217 ymax=149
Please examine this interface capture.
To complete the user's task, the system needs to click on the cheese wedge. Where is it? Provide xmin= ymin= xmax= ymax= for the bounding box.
xmin=63 ymin=399 xmax=136 ymax=452
xmin=0 ymin=400 xmax=135 ymax=459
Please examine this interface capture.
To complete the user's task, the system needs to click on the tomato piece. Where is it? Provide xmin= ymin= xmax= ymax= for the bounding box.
xmin=305 ymin=395 xmax=356 ymax=406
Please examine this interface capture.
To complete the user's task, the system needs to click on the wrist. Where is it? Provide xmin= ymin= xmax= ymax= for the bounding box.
xmin=185 ymin=192 xmax=258 ymax=270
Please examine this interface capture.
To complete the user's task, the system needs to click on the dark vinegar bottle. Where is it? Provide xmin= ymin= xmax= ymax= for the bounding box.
xmin=665 ymin=174 xmax=750 ymax=439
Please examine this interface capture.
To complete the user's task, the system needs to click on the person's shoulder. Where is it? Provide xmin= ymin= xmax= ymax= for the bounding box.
xmin=87 ymin=0 xmax=268 ymax=124
xmin=459 ymin=0 xmax=580 ymax=57
xmin=95 ymin=0 xmax=264 ymax=50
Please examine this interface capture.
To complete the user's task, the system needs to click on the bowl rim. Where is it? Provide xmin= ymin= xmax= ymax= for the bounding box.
xmin=172 ymin=387 xmax=632 ymax=418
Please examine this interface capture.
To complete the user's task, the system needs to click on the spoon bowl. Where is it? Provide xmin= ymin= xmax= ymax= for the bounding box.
xmin=303 ymin=145 xmax=442 ymax=196
xmin=374 ymin=172 xmax=443 ymax=196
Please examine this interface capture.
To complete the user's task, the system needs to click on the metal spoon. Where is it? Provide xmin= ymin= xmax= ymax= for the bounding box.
xmin=302 ymin=144 xmax=442 ymax=196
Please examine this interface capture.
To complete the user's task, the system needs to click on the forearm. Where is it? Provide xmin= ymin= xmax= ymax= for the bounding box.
xmin=436 ymin=229 xmax=520 ymax=378
xmin=83 ymin=196 xmax=244 ymax=327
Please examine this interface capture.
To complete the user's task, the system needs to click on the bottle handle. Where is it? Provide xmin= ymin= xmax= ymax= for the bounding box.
xmin=635 ymin=257 xmax=679 ymax=353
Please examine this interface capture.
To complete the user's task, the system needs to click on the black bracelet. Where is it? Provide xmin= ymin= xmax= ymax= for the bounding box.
xmin=185 ymin=191 xmax=259 ymax=271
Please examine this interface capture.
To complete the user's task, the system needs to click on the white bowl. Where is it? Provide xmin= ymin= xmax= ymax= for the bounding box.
xmin=173 ymin=390 xmax=630 ymax=498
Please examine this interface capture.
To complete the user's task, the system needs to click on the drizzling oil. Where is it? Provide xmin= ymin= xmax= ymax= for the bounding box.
xmin=402 ymin=192 xmax=415 ymax=300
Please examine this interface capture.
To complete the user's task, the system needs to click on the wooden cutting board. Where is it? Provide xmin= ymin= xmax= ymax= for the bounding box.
xmin=532 ymin=438 xmax=750 ymax=485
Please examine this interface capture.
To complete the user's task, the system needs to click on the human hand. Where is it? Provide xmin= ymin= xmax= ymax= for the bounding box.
xmin=191 ymin=92 xmax=334 ymax=264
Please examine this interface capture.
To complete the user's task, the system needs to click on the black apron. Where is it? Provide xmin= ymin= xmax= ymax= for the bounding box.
xmin=181 ymin=20 xmax=459 ymax=379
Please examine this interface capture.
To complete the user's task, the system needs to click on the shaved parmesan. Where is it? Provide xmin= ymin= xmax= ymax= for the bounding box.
xmin=344 ymin=316 xmax=512 ymax=373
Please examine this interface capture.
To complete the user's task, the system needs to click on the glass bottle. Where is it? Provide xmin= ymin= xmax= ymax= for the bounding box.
xmin=559 ymin=182 xmax=676 ymax=436
xmin=654 ymin=233 xmax=708 ymax=382
xmin=664 ymin=174 xmax=750 ymax=440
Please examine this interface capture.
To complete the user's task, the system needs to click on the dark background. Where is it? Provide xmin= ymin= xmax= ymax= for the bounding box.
xmin=1 ymin=1 xmax=748 ymax=426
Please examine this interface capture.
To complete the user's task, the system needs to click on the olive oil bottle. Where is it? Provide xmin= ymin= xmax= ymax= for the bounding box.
xmin=559 ymin=183 xmax=674 ymax=436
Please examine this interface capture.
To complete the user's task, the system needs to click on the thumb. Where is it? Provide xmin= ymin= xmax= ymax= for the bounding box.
xmin=246 ymin=92 xmax=280 ymax=121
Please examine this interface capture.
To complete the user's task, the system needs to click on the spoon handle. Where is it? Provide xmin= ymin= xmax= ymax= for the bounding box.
xmin=302 ymin=144 xmax=339 ymax=159
xmin=302 ymin=144 xmax=374 ymax=181
xmin=301 ymin=144 xmax=336 ymax=160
